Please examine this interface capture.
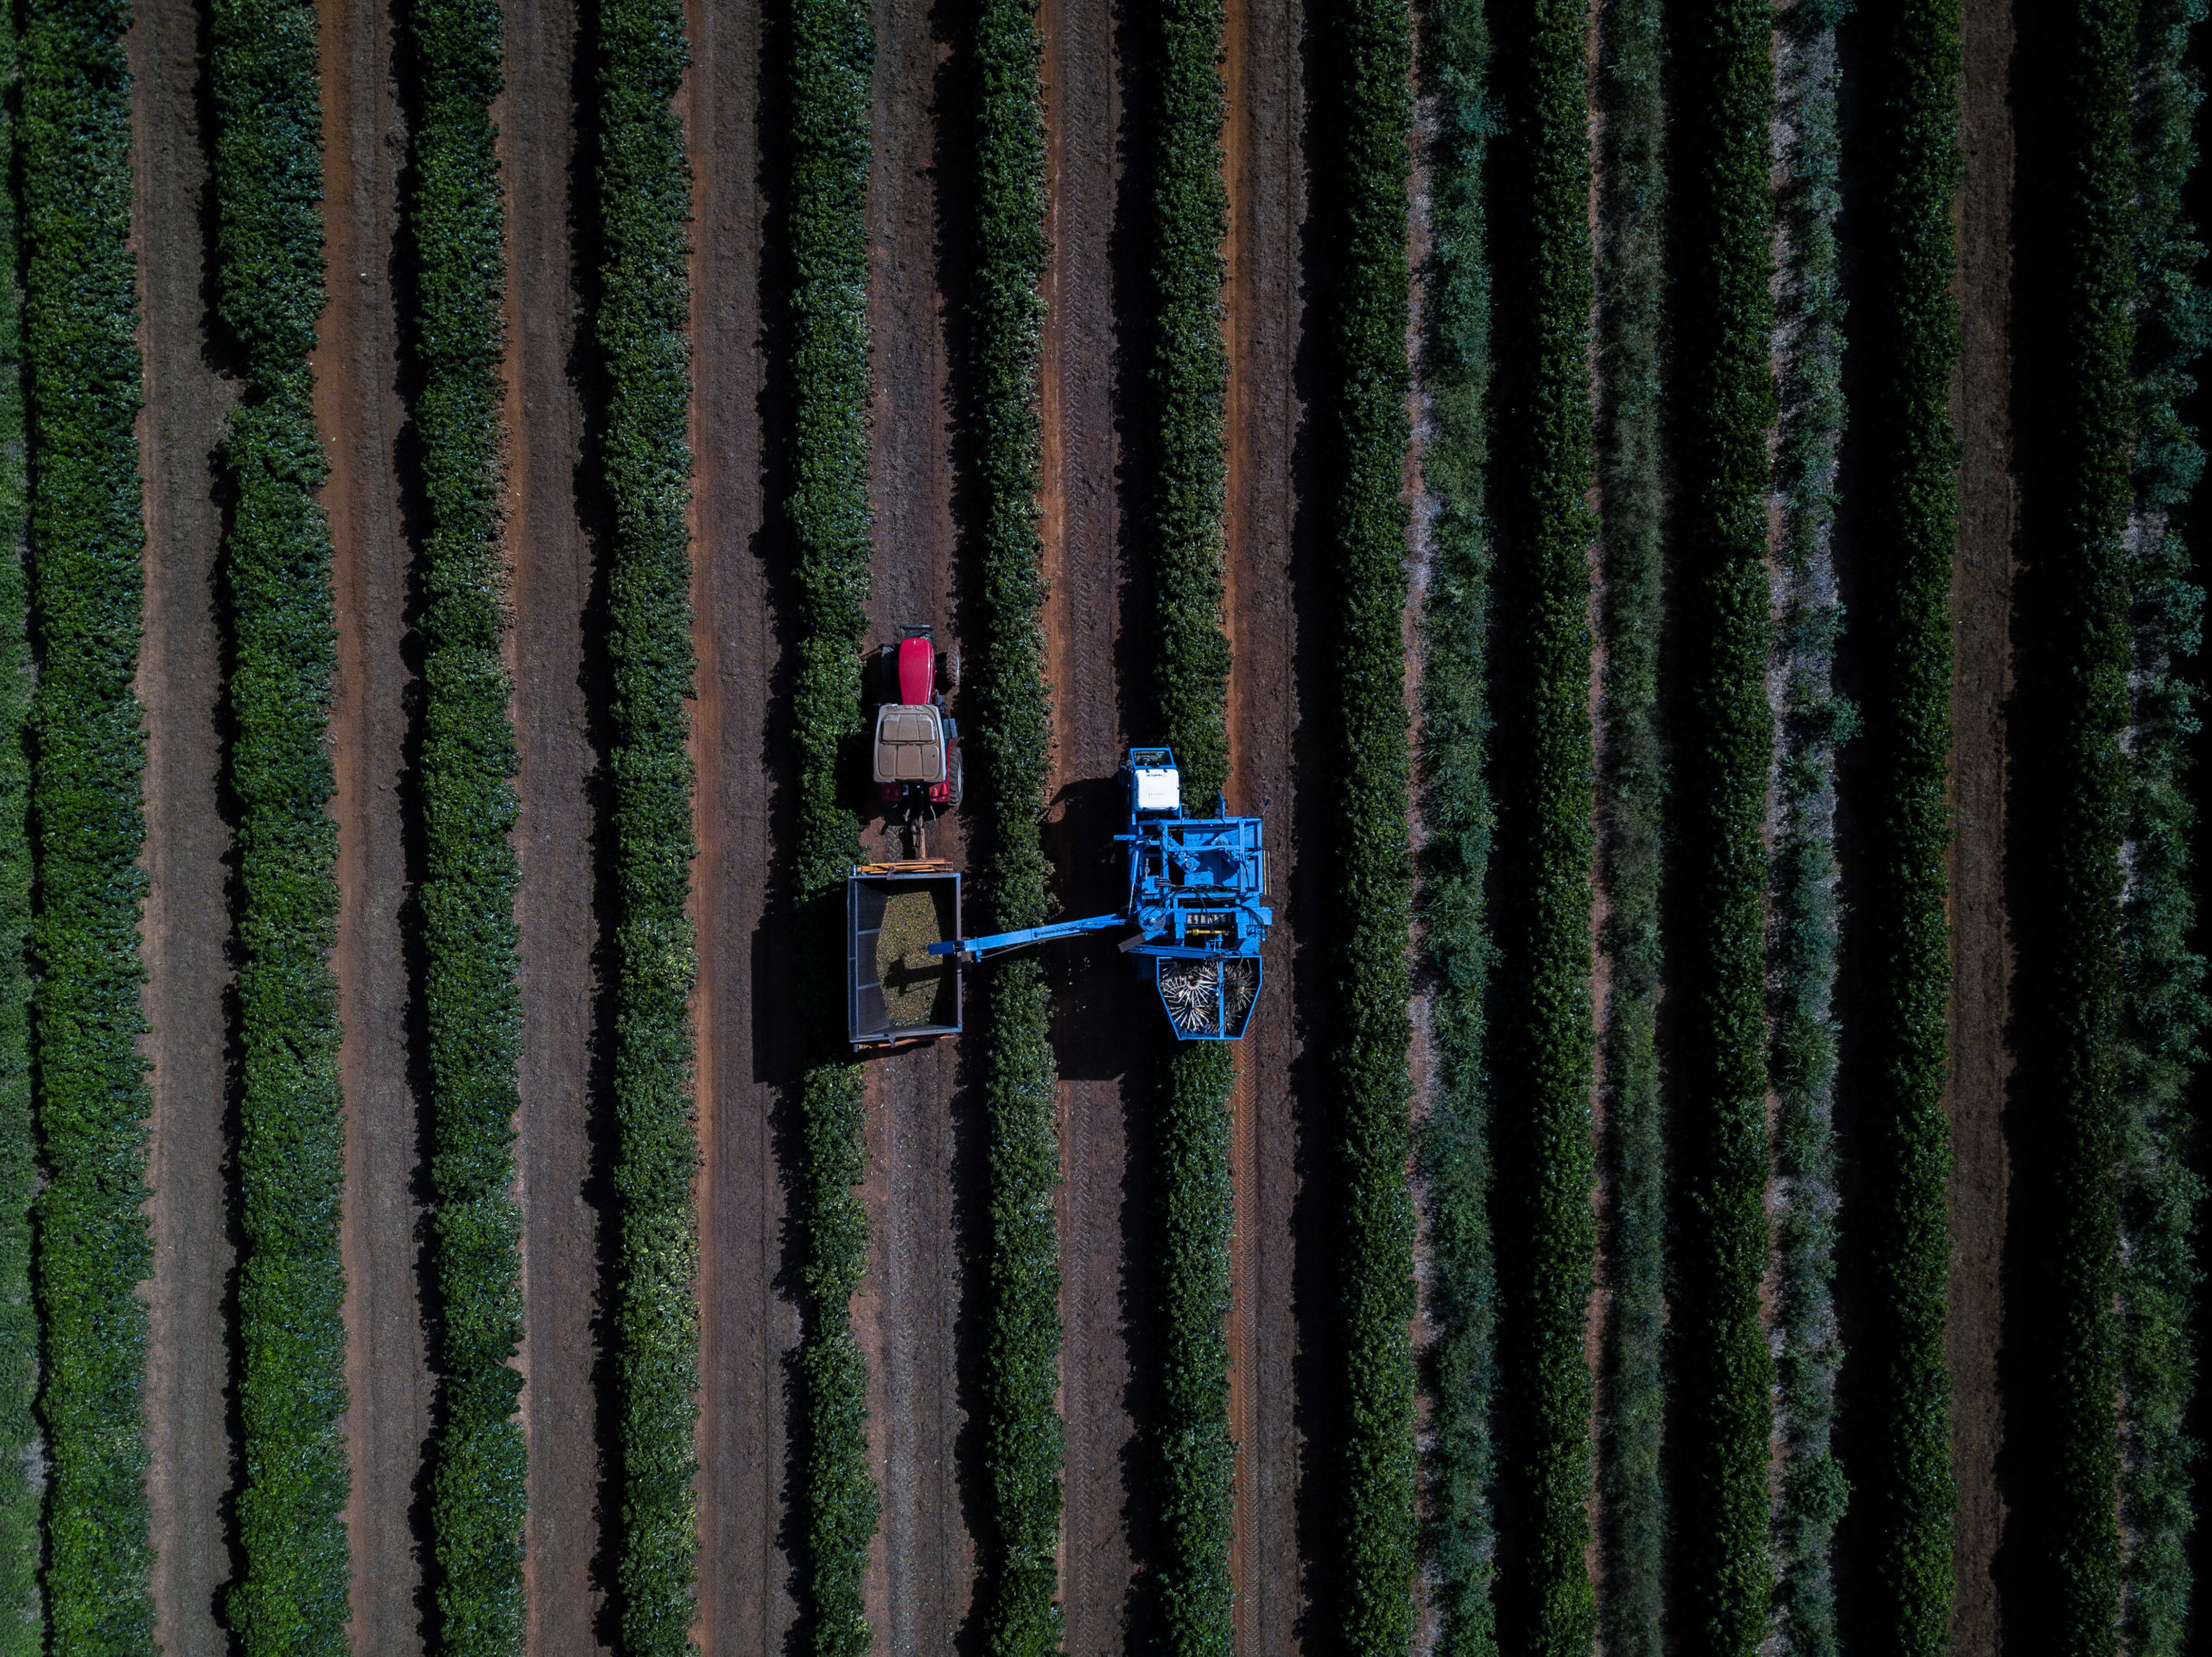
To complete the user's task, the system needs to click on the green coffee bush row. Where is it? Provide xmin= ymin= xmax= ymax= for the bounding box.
xmin=1312 ymin=2 xmax=1416 ymax=1649
xmin=1591 ymin=0 xmax=1662 ymax=1645
xmin=2117 ymin=3 xmax=2209 ymax=1651
xmin=1414 ymin=1 xmax=1497 ymax=1649
xmin=2004 ymin=0 xmax=2128 ymax=1647
xmin=22 ymin=0 xmax=155 ymax=1643
xmin=210 ymin=0 xmax=351 ymax=1647
xmin=1660 ymin=3 xmax=1775 ymax=1650
xmin=1766 ymin=4 xmax=1850 ymax=1653
xmin=404 ymin=0 xmax=527 ymax=1645
xmin=0 ymin=10 xmax=36 ymax=1653
xmin=787 ymin=3 xmax=878 ymax=1648
xmin=964 ymin=3 xmax=1064 ymax=1650
xmin=1143 ymin=3 xmax=1235 ymax=1647
xmin=1843 ymin=2 xmax=1961 ymax=1646
xmin=1479 ymin=2 xmax=1597 ymax=1651
xmin=594 ymin=0 xmax=702 ymax=1647
xmin=1837 ymin=3 xmax=1958 ymax=1650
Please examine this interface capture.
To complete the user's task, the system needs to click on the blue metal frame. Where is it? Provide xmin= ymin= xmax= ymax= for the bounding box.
xmin=926 ymin=748 xmax=1272 ymax=1039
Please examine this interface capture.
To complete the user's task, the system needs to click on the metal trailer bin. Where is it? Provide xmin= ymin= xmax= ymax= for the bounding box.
xmin=847 ymin=861 xmax=963 ymax=1049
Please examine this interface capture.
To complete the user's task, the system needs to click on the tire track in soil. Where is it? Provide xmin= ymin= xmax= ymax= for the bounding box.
xmin=497 ymin=3 xmax=609 ymax=1647
xmin=315 ymin=0 xmax=432 ymax=1645
xmin=1948 ymin=0 xmax=2015 ymax=1648
xmin=685 ymin=0 xmax=803 ymax=1645
xmin=857 ymin=0 xmax=980 ymax=1642
xmin=1220 ymin=0 xmax=1307 ymax=1646
xmin=130 ymin=5 xmax=240 ymax=1649
xmin=1037 ymin=0 xmax=1151 ymax=1646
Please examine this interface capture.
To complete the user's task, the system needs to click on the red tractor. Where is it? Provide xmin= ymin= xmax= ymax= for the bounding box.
xmin=871 ymin=624 xmax=960 ymax=821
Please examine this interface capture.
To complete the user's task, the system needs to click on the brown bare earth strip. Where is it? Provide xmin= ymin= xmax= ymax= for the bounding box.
xmin=1038 ymin=0 xmax=1147 ymax=1644
xmin=130 ymin=4 xmax=239 ymax=1649
xmin=1219 ymin=0 xmax=1307 ymax=1645
xmin=859 ymin=0 xmax=978 ymax=1640
xmin=316 ymin=0 xmax=432 ymax=1646
xmin=498 ymin=2 xmax=610 ymax=1647
xmin=1948 ymin=0 xmax=2014 ymax=1649
xmin=685 ymin=0 xmax=803 ymax=1644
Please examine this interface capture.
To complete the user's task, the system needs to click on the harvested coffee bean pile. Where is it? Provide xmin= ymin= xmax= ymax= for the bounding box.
xmin=876 ymin=888 xmax=952 ymax=1026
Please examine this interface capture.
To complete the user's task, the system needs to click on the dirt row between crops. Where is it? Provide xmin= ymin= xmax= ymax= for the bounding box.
xmin=1948 ymin=0 xmax=2015 ymax=1648
xmin=498 ymin=0 xmax=612 ymax=1644
xmin=683 ymin=0 xmax=804 ymax=1647
xmin=130 ymin=0 xmax=239 ymax=1647
xmin=1038 ymin=0 xmax=1154 ymax=1643
xmin=316 ymin=0 xmax=433 ymax=1645
xmin=1218 ymin=0 xmax=1311 ymax=1645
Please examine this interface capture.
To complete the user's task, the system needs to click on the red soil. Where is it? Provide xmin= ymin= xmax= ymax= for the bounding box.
xmin=130 ymin=4 xmax=241 ymax=1648
xmin=683 ymin=0 xmax=805 ymax=1644
xmin=315 ymin=0 xmax=434 ymax=1647
xmin=497 ymin=0 xmax=613 ymax=1644
xmin=1219 ymin=0 xmax=1309 ymax=1647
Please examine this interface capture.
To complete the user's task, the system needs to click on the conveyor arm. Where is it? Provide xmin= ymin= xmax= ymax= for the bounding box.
xmin=927 ymin=911 xmax=1128 ymax=963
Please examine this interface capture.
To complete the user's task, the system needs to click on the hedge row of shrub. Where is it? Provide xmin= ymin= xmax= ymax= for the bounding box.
xmin=1415 ymin=2 xmax=1498 ymax=1648
xmin=1659 ymin=3 xmax=1774 ymax=1650
xmin=1838 ymin=3 xmax=1959 ymax=1651
xmin=964 ymin=3 xmax=1064 ymax=1650
xmin=1311 ymin=2 xmax=1416 ymax=1649
xmin=1143 ymin=3 xmax=1236 ymax=1647
xmin=404 ymin=0 xmax=528 ymax=1645
xmin=209 ymin=0 xmax=352 ymax=1647
xmin=1767 ymin=6 xmax=1850 ymax=1653
xmin=2004 ymin=0 xmax=2130 ymax=1648
xmin=1481 ymin=2 xmax=1597 ymax=1652
xmin=594 ymin=0 xmax=702 ymax=1647
xmin=1591 ymin=0 xmax=1662 ymax=1647
xmin=787 ymin=3 xmax=878 ymax=1649
xmin=0 ymin=13 xmax=36 ymax=1654
xmin=2116 ymin=2 xmax=2209 ymax=1651
xmin=22 ymin=0 xmax=156 ymax=1643
xmin=1842 ymin=3 xmax=1961 ymax=1647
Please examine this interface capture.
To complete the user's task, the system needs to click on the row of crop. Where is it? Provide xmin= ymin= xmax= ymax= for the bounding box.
xmin=1477 ymin=0 xmax=1598 ymax=1650
xmin=1143 ymin=1 xmax=1236 ymax=1647
xmin=2005 ymin=0 xmax=2132 ymax=1647
xmin=1591 ymin=0 xmax=1662 ymax=1646
xmin=964 ymin=3 xmax=1064 ymax=1650
xmin=0 ymin=9 xmax=36 ymax=1653
xmin=787 ymin=3 xmax=879 ymax=1649
xmin=0 ymin=16 xmax=32 ymax=1657
xmin=1765 ymin=4 xmax=1848 ymax=1654
xmin=595 ymin=0 xmax=702 ymax=1647
xmin=1415 ymin=0 xmax=1497 ymax=1649
xmin=1661 ymin=3 xmax=1776 ymax=1650
xmin=1312 ymin=1 xmax=1416 ymax=1649
xmin=2115 ymin=2 xmax=2209 ymax=1651
xmin=1838 ymin=3 xmax=1959 ymax=1651
xmin=210 ymin=0 xmax=352 ymax=1647
xmin=22 ymin=0 xmax=156 ymax=1644
xmin=404 ymin=0 xmax=529 ymax=1644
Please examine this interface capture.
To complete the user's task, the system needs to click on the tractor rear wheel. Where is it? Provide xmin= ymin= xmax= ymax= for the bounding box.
xmin=948 ymin=746 xmax=963 ymax=809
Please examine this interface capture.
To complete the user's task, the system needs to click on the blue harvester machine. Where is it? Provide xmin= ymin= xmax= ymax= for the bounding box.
xmin=843 ymin=748 xmax=1272 ymax=1048
xmin=932 ymin=747 xmax=1271 ymax=1039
